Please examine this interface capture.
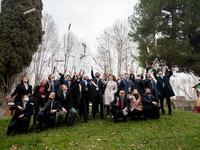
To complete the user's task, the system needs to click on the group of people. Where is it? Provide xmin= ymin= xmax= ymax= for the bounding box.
xmin=6 ymin=62 xmax=175 ymax=135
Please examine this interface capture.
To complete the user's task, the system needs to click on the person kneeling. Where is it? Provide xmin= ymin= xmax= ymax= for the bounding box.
xmin=36 ymin=84 xmax=60 ymax=133
xmin=7 ymin=95 xmax=33 ymax=135
xmin=111 ymin=90 xmax=129 ymax=122
xmin=142 ymin=88 xmax=160 ymax=120
xmin=127 ymin=88 xmax=143 ymax=120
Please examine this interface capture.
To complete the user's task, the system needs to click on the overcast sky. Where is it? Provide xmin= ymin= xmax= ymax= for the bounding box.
xmin=42 ymin=0 xmax=138 ymax=52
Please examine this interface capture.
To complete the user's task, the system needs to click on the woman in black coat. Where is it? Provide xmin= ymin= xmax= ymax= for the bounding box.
xmin=7 ymin=77 xmax=32 ymax=104
xmin=32 ymin=79 xmax=48 ymax=127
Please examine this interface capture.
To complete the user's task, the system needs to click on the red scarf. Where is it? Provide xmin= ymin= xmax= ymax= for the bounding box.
xmin=39 ymin=85 xmax=45 ymax=95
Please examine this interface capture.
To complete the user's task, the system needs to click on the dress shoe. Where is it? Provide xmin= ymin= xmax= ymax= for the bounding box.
xmin=114 ymin=118 xmax=118 ymax=123
xmin=101 ymin=117 xmax=106 ymax=120
xmin=85 ymin=120 xmax=88 ymax=123
xmin=123 ymin=119 xmax=128 ymax=122
xmin=161 ymin=112 xmax=165 ymax=115
xmin=37 ymin=128 xmax=42 ymax=133
xmin=169 ymin=113 xmax=173 ymax=116
xmin=92 ymin=117 xmax=95 ymax=120
xmin=67 ymin=122 xmax=75 ymax=126
xmin=144 ymin=117 xmax=148 ymax=121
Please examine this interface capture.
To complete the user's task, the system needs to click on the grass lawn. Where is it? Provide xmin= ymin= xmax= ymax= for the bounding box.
xmin=0 ymin=108 xmax=200 ymax=150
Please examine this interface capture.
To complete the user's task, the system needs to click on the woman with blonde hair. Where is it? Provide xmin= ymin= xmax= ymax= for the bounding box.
xmin=102 ymin=74 xmax=118 ymax=119
xmin=127 ymin=87 xmax=143 ymax=120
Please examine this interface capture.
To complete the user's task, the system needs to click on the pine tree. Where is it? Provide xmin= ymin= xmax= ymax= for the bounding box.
xmin=128 ymin=0 xmax=200 ymax=76
xmin=0 ymin=0 xmax=43 ymax=82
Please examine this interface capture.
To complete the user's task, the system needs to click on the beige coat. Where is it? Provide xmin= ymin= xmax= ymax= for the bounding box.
xmin=102 ymin=78 xmax=118 ymax=106
xmin=127 ymin=94 xmax=142 ymax=112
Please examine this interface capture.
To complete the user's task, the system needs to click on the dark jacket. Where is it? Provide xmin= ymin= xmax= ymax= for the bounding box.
xmin=59 ymin=73 xmax=73 ymax=89
xmin=32 ymin=85 xmax=48 ymax=103
xmin=142 ymin=93 xmax=155 ymax=108
xmin=49 ymin=79 xmax=61 ymax=95
xmin=153 ymin=70 xmax=175 ymax=97
xmin=122 ymin=78 xmax=135 ymax=96
xmin=130 ymin=74 xmax=144 ymax=95
xmin=144 ymin=67 xmax=159 ymax=101
xmin=9 ymin=102 xmax=33 ymax=121
xmin=110 ymin=96 xmax=130 ymax=114
xmin=11 ymin=84 xmax=32 ymax=104
xmin=116 ymin=80 xmax=124 ymax=96
xmin=36 ymin=90 xmax=60 ymax=119
xmin=57 ymin=80 xmax=78 ymax=110
xmin=90 ymin=70 xmax=104 ymax=103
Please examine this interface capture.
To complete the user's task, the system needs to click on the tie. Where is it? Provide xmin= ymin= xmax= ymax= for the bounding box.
xmin=151 ymin=80 xmax=154 ymax=90
xmin=51 ymin=100 xmax=54 ymax=110
xmin=97 ymin=79 xmax=99 ymax=87
xmin=23 ymin=104 xmax=26 ymax=109
xmin=68 ymin=82 xmax=70 ymax=89
xmin=121 ymin=98 xmax=124 ymax=110
xmin=52 ymin=81 xmax=55 ymax=92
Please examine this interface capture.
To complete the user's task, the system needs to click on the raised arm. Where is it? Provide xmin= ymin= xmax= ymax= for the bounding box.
xmin=165 ymin=66 xmax=173 ymax=79
xmin=91 ymin=66 xmax=95 ymax=79
xmin=153 ymin=67 xmax=158 ymax=80
xmin=102 ymin=74 xmax=107 ymax=85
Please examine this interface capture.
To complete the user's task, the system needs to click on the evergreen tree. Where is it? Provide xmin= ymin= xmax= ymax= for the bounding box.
xmin=128 ymin=0 xmax=200 ymax=76
xmin=0 ymin=0 xmax=43 ymax=83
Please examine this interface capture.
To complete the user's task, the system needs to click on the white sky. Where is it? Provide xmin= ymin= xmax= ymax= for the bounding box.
xmin=42 ymin=0 xmax=138 ymax=53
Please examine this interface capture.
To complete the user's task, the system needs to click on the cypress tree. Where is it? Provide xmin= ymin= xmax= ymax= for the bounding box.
xmin=0 ymin=0 xmax=43 ymax=82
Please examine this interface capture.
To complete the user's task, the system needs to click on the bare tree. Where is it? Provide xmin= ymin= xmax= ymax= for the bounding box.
xmin=96 ymin=28 xmax=113 ymax=73
xmin=32 ymin=11 xmax=60 ymax=86
xmin=96 ymin=20 xmax=136 ymax=75
xmin=62 ymin=30 xmax=78 ymax=70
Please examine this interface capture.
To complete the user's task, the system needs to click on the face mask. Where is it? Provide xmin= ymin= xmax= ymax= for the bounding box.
xmin=24 ymin=97 xmax=29 ymax=102
xmin=96 ymin=75 xmax=99 ymax=78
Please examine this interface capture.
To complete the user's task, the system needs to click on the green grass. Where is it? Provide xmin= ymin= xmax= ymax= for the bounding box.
xmin=0 ymin=109 xmax=200 ymax=150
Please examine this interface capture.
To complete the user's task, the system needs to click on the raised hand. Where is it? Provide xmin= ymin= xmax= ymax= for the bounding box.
xmin=129 ymin=69 xmax=133 ymax=73
xmin=56 ymin=70 xmax=60 ymax=74
xmin=129 ymin=87 xmax=131 ymax=92
xmin=154 ymin=66 xmax=157 ymax=70
xmin=145 ymin=61 xmax=148 ymax=67
xmin=91 ymin=66 xmax=93 ymax=70
xmin=82 ymin=70 xmax=85 ymax=75
xmin=64 ymin=69 xmax=67 ymax=74
xmin=165 ymin=66 xmax=169 ymax=70
xmin=6 ymin=95 xmax=11 ymax=99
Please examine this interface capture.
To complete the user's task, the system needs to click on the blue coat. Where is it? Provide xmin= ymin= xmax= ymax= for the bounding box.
xmin=122 ymin=78 xmax=134 ymax=96
xmin=153 ymin=70 xmax=175 ymax=97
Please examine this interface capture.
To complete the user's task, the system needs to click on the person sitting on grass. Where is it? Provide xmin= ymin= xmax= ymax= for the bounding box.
xmin=142 ymin=88 xmax=161 ymax=120
xmin=111 ymin=89 xmax=130 ymax=123
xmin=7 ymin=94 xmax=33 ymax=135
xmin=36 ymin=82 xmax=61 ymax=133
xmin=127 ymin=88 xmax=143 ymax=120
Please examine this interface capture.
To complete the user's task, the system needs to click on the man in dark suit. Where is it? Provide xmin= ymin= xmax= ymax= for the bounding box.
xmin=78 ymin=75 xmax=91 ymax=122
xmin=90 ymin=66 xmax=105 ymax=120
xmin=144 ymin=63 xmax=159 ymax=101
xmin=122 ymin=73 xmax=135 ymax=96
xmin=153 ymin=66 xmax=175 ymax=116
xmin=48 ymin=74 xmax=62 ymax=95
xmin=57 ymin=69 xmax=73 ymax=90
xmin=129 ymin=70 xmax=144 ymax=96
xmin=142 ymin=88 xmax=161 ymax=120
xmin=116 ymin=76 xmax=124 ymax=96
xmin=110 ymin=90 xmax=130 ymax=122
xmin=7 ymin=95 xmax=33 ymax=135
xmin=36 ymin=88 xmax=61 ymax=133
xmin=57 ymin=82 xmax=78 ymax=126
